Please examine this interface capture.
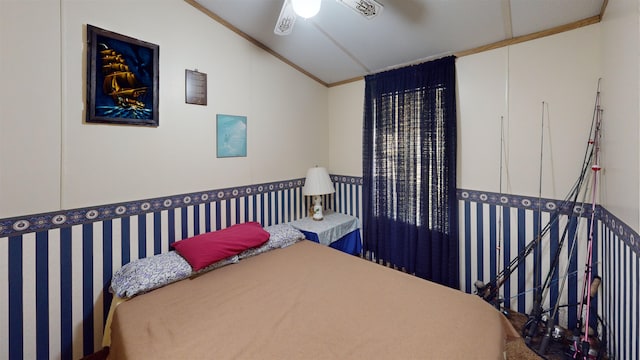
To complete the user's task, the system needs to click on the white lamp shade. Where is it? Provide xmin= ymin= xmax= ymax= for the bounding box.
xmin=291 ymin=0 xmax=321 ymax=18
xmin=302 ymin=167 xmax=335 ymax=196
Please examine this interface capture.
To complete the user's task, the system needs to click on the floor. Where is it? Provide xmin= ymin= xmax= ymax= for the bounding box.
xmin=505 ymin=309 xmax=606 ymax=359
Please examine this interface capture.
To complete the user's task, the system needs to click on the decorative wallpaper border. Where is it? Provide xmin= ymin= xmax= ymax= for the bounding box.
xmin=457 ymin=188 xmax=597 ymax=217
xmin=330 ymin=174 xmax=363 ymax=186
xmin=599 ymin=206 xmax=640 ymax=256
xmin=2 ymin=182 xmax=636 ymax=257
xmin=457 ymin=188 xmax=639 ymax=256
xmin=0 ymin=178 xmax=304 ymax=238
xmin=0 ymin=175 xmax=362 ymax=238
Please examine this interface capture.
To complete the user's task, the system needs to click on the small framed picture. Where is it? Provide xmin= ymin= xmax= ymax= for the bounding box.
xmin=216 ymin=114 xmax=247 ymax=158
xmin=185 ymin=69 xmax=207 ymax=105
xmin=86 ymin=25 xmax=159 ymax=126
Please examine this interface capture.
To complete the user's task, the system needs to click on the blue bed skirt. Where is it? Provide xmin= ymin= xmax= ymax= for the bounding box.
xmin=300 ymin=229 xmax=362 ymax=255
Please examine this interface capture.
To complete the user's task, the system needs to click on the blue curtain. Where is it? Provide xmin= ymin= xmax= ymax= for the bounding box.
xmin=362 ymin=56 xmax=458 ymax=288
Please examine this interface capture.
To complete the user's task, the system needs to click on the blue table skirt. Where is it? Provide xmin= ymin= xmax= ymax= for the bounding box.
xmin=300 ymin=229 xmax=362 ymax=255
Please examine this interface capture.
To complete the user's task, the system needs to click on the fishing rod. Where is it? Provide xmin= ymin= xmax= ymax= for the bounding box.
xmin=504 ymin=262 xmax=602 ymax=301
xmin=476 ymin=155 xmax=592 ymax=308
xmin=533 ymin=181 xmax=591 ymax=354
xmin=572 ymin=84 xmax=603 ymax=360
xmin=523 ymin=102 xmax=548 ymax=345
xmin=496 ymin=115 xmax=505 ymax=310
xmin=535 ymin=79 xmax=603 ymax=357
xmin=536 ymin=202 xmax=587 ymax=354
xmin=538 ymin=79 xmax=600 ymax=355
xmin=524 ymin=138 xmax=596 ymax=347
xmin=476 ymin=83 xmax=602 ymax=312
xmin=477 ymin=140 xmax=595 ymax=308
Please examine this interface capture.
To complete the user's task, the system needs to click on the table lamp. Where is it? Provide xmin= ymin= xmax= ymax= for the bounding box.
xmin=302 ymin=166 xmax=335 ymax=220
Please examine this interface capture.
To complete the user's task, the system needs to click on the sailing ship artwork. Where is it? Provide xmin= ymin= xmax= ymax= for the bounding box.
xmin=86 ymin=25 xmax=159 ymax=126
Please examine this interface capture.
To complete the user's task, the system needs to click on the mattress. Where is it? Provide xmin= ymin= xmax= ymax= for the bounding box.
xmin=108 ymin=240 xmax=517 ymax=359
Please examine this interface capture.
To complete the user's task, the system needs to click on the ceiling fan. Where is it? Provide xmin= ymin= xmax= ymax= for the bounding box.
xmin=274 ymin=0 xmax=384 ymax=36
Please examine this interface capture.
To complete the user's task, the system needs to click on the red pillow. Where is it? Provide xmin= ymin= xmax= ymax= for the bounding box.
xmin=172 ymin=222 xmax=269 ymax=271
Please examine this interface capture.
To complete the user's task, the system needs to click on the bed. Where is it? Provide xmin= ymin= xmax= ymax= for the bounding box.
xmin=106 ymin=223 xmax=518 ymax=359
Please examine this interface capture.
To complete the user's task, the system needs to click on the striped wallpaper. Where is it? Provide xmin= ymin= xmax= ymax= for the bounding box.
xmin=459 ymin=188 xmax=639 ymax=360
xmin=600 ymin=209 xmax=640 ymax=360
xmin=0 ymin=177 xmax=636 ymax=359
xmin=458 ymin=189 xmax=602 ymax=327
xmin=0 ymin=176 xmax=361 ymax=360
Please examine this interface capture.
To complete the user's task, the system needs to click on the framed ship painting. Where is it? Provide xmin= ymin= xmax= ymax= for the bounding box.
xmin=86 ymin=25 xmax=159 ymax=126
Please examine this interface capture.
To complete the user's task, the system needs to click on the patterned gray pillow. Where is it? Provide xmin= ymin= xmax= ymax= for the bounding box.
xmin=192 ymin=255 xmax=239 ymax=275
xmin=265 ymin=223 xmax=305 ymax=248
xmin=238 ymin=223 xmax=305 ymax=260
xmin=111 ymin=251 xmax=192 ymax=298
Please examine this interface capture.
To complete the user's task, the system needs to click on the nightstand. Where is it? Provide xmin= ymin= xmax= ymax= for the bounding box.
xmin=289 ymin=210 xmax=362 ymax=255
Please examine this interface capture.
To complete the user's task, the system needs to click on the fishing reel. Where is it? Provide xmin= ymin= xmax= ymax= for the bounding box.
xmin=566 ymin=323 xmax=605 ymax=360
xmin=474 ymin=280 xmax=492 ymax=299
xmin=474 ymin=280 xmax=502 ymax=307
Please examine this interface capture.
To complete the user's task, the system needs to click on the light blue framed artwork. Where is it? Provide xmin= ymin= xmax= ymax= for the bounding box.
xmin=216 ymin=114 xmax=247 ymax=158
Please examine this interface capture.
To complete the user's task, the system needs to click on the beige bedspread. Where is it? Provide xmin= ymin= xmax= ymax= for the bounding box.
xmin=109 ymin=240 xmax=517 ymax=359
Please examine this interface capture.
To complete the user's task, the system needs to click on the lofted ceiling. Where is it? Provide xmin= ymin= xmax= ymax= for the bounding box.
xmin=187 ymin=0 xmax=606 ymax=87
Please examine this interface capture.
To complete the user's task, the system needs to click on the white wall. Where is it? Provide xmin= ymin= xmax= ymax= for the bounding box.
xmin=328 ymin=80 xmax=364 ymax=176
xmin=459 ymin=25 xmax=602 ymax=200
xmin=600 ymin=0 xmax=640 ymax=232
xmin=3 ymin=0 xmax=636 ymax=232
xmin=0 ymin=0 xmax=329 ymax=217
xmin=0 ymin=1 xmax=62 ymax=217
xmin=329 ymin=25 xmax=603 ymax=204
xmin=456 ymin=48 xmax=508 ymax=193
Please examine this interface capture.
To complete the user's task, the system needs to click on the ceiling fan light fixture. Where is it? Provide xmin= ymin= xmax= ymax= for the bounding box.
xmin=336 ymin=0 xmax=383 ymax=19
xmin=291 ymin=0 xmax=321 ymax=19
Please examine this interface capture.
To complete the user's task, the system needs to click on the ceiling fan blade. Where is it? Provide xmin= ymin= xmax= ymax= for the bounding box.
xmin=336 ymin=0 xmax=383 ymax=19
xmin=274 ymin=0 xmax=296 ymax=35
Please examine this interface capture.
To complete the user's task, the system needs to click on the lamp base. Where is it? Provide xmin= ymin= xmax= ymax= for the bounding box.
xmin=311 ymin=196 xmax=324 ymax=221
